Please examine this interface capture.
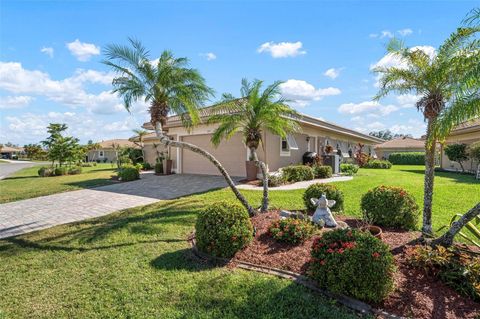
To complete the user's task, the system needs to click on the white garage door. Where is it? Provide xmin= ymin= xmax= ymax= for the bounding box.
xmin=182 ymin=133 xmax=246 ymax=177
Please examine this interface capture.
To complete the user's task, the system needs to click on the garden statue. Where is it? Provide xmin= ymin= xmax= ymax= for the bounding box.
xmin=310 ymin=194 xmax=338 ymax=227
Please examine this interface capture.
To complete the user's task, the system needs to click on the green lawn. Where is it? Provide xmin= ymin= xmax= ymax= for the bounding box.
xmin=0 ymin=165 xmax=477 ymax=318
xmin=0 ymin=164 xmax=117 ymax=203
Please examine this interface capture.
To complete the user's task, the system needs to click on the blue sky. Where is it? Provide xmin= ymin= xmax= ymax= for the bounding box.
xmin=0 ymin=0 xmax=476 ymax=144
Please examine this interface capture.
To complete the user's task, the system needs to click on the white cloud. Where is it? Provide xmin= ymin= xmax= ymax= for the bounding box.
xmin=0 ymin=95 xmax=34 ymax=109
xmin=369 ymin=33 xmax=379 ymax=38
xmin=398 ymin=28 xmax=413 ymax=36
xmin=257 ymin=41 xmax=306 ymax=58
xmin=199 ymin=52 xmax=217 ymax=61
xmin=338 ymin=101 xmax=398 ymax=116
xmin=280 ymin=79 xmax=341 ymax=107
xmin=371 ymin=45 xmax=436 ymax=70
xmin=66 ymin=39 xmax=100 ymax=61
xmin=324 ymin=67 xmax=343 ymax=79
xmin=0 ymin=62 xmax=123 ymax=114
xmin=396 ymin=94 xmax=420 ymax=108
xmin=40 ymin=47 xmax=54 ymax=58
xmin=380 ymin=30 xmax=394 ymax=39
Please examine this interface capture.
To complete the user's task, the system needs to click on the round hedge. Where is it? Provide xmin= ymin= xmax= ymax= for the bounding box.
xmin=54 ymin=166 xmax=67 ymax=176
xmin=313 ymin=165 xmax=333 ymax=179
xmin=308 ymin=228 xmax=395 ymax=303
xmin=303 ymin=183 xmax=344 ymax=213
xmin=117 ymin=165 xmax=140 ymax=181
xmin=361 ymin=185 xmax=419 ymax=230
xmin=195 ymin=201 xmax=253 ymax=258
xmin=268 ymin=218 xmax=315 ymax=244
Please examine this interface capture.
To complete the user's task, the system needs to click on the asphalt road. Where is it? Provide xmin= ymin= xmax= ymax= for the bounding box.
xmin=0 ymin=162 xmax=43 ymax=180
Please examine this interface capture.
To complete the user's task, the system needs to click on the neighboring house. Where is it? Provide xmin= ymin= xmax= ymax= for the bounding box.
xmin=439 ymin=118 xmax=480 ymax=173
xmin=374 ymin=137 xmax=426 ymax=160
xmin=138 ymin=108 xmax=383 ymax=177
xmin=0 ymin=146 xmax=24 ymax=159
xmin=87 ymin=139 xmax=138 ymax=163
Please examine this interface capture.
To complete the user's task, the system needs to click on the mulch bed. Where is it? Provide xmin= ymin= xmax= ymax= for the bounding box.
xmin=233 ymin=211 xmax=480 ymax=319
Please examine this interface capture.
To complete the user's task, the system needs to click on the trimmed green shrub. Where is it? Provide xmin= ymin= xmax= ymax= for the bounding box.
xmin=68 ymin=166 xmax=82 ymax=175
xmin=38 ymin=167 xmax=54 ymax=177
xmin=282 ymin=165 xmax=314 ymax=182
xmin=154 ymin=162 xmax=163 ymax=174
xmin=268 ymin=218 xmax=315 ymax=244
xmin=135 ymin=163 xmax=143 ymax=172
xmin=142 ymin=162 xmax=152 ymax=170
xmin=340 ymin=163 xmax=359 ymax=176
xmin=195 ymin=201 xmax=253 ymax=258
xmin=54 ymin=167 xmax=68 ymax=176
xmin=117 ymin=165 xmax=140 ymax=181
xmin=363 ymin=160 xmax=392 ymax=169
xmin=308 ymin=228 xmax=395 ymax=303
xmin=260 ymin=173 xmax=286 ymax=187
xmin=361 ymin=185 xmax=419 ymax=230
xmin=388 ymin=152 xmax=425 ymax=165
xmin=313 ymin=165 xmax=333 ymax=179
xmin=303 ymin=183 xmax=344 ymax=213
xmin=407 ymin=245 xmax=479 ymax=301
xmin=81 ymin=163 xmax=93 ymax=167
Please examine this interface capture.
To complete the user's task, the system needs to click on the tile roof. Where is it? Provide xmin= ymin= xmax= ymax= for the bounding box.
xmin=451 ymin=117 xmax=480 ymax=132
xmin=374 ymin=137 xmax=425 ymax=149
xmin=97 ymin=139 xmax=139 ymax=149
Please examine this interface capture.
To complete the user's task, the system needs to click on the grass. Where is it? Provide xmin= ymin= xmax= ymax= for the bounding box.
xmin=0 ymin=165 xmax=477 ymax=317
xmin=0 ymin=198 xmax=360 ymax=319
xmin=0 ymin=164 xmax=117 ymax=203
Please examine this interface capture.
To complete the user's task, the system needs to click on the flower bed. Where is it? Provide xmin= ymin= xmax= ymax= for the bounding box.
xmin=232 ymin=211 xmax=480 ymax=319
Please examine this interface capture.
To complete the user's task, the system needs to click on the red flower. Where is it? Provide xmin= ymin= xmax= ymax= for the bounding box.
xmin=337 ymin=248 xmax=345 ymax=254
xmin=327 ymin=248 xmax=334 ymax=253
xmin=320 ymin=260 xmax=326 ymax=265
xmin=329 ymin=242 xmax=338 ymax=248
xmin=372 ymin=252 xmax=380 ymax=258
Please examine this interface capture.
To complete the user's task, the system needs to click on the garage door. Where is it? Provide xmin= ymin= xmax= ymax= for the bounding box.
xmin=182 ymin=133 xmax=246 ymax=177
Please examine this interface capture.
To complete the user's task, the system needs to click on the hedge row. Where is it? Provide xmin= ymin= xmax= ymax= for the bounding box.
xmin=388 ymin=152 xmax=425 ymax=165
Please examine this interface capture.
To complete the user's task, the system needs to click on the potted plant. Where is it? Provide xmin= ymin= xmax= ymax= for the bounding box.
xmin=245 ymin=153 xmax=257 ymax=181
xmin=359 ymin=215 xmax=383 ymax=239
xmin=325 ymin=145 xmax=333 ymax=154
xmin=165 ymin=151 xmax=173 ymax=175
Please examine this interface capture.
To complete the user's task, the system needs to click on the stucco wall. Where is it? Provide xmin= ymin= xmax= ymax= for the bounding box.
xmin=87 ymin=149 xmax=118 ymax=163
xmin=440 ymin=132 xmax=480 ymax=173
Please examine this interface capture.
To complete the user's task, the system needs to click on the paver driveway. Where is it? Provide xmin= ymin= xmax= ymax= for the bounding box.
xmin=0 ymin=173 xmax=239 ymax=239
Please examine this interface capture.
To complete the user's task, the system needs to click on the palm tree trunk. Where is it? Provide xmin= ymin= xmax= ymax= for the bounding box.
xmin=432 ymin=202 xmax=480 ymax=247
xmin=422 ymin=119 xmax=437 ymax=235
xmin=250 ymin=147 xmax=269 ymax=212
xmin=154 ymin=122 xmax=256 ymax=216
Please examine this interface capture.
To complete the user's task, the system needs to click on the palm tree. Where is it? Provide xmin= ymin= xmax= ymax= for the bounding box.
xmin=132 ymin=129 xmax=148 ymax=162
xmin=373 ymin=9 xmax=480 ymax=236
xmin=103 ymin=38 xmax=255 ymax=215
xmin=208 ymin=79 xmax=299 ymax=212
xmin=87 ymin=142 xmax=101 ymax=162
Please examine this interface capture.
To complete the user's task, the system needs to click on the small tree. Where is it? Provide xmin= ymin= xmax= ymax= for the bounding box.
xmin=41 ymin=123 xmax=80 ymax=167
xmin=23 ymin=144 xmax=47 ymax=160
xmin=132 ymin=129 xmax=148 ymax=162
xmin=469 ymin=142 xmax=480 ymax=163
xmin=444 ymin=143 xmax=469 ymax=172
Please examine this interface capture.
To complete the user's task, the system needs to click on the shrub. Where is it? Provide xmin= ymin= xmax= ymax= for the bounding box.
xmin=268 ymin=218 xmax=316 ymax=244
xmin=282 ymin=165 xmax=314 ymax=182
xmin=313 ymin=165 xmax=332 ymax=179
xmin=38 ymin=167 xmax=54 ymax=177
xmin=154 ymin=162 xmax=163 ymax=174
xmin=92 ymin=162 xmax=97 ymax=166
xmin=142 ymin=162 xmax=152 ymax=170
xmin=445 ymin=143 xmax=469 ymax=172
xmin=407 ymin=245 xmax=479 ymax=301
xmin=54 ymin=166 xmax=68 ymax=176
xmin=303 ymin=183 xmax=344 ymax=213
xmin=363 ymin=160 xmax=392 ymax=169
xmin=96 ymin=159 xmax=101 ymax=163
xmin=260 ymin=173 xmax=286 ymax=187
xmin=195 ymin=201 xmax=253 ymax=258
xmin=388 ymin=152 xmax=425 ymax=165
xmin=308 ymin=229 xmax=395 ymax=303
xmin=469 ymin=141 xmax=480 ymax=162
xmin=81 ymin=163 xmax=93 ymax=167
xmin=117 ymin=165 xmax=140 ymax=181
xmin=68 ymin=166 xmax=82 ymax=175
xmin=135 ymin=163 xmax=143 ymax=172
xmin=361 ymin=185 xmax=419 ymax=230
xmin=340 ymin=163 xmax=359 ymax=176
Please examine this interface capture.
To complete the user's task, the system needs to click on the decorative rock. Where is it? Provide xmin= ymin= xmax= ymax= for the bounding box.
xmin=310 ymin=194 xmax=338 ymax=227
xmin=279 ymin=210 xmax=294 ymax=218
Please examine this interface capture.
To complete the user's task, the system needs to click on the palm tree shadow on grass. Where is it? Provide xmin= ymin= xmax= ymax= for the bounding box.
xmin=150 ymin=248 xmax=221 ymax=272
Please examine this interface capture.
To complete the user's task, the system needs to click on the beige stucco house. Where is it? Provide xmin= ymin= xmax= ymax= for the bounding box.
xmin=87 ymin=139 xmax=139 ymax=163
xmin=374 ymin=137 xmax=426 ymax=160
xmin=439 ymin=118 xmax=480 ymax=173
xmin=138 ymin=109 xmax=383 ymax=177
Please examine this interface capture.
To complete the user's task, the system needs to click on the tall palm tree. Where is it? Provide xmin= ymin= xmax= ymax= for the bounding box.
xmin=132 ymin=129 xmax=148 ymax=162
xmin=208 ymin=79 xmax=299 ymax=212
xmin=373 ymin=10 xmax=480 ymax=235
xmin=88 ymin=142 xmax=101 ymax=162
xmin=103 ymin=38 xmax=255 ymax=215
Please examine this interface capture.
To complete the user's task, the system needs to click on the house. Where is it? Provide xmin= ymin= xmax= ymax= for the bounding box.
xmin=137 ymin=107 xmax=383 ymax=177
xmin=0 ymin=146 xmax=24 ymax=159
xmin=374 ymin=137 xmax=426 ymax=160
xmin=439 ymin=118 xmax=480 ymax=173
xmin=87 ymin=139 xmax=139 ymax=163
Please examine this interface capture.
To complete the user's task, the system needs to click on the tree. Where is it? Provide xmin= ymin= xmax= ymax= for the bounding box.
xmin=86 ymin=142 xmax=101 ymax=162
xmin=369 ymin=129 xmax=413 ymax=141
xmin=23 ymin=144 xmax=47 ymax=160
xmin=41 ymin=123 xmax=80 ymax=166
xmin=132 ymin=129 xmax=148 ymax=162
xmin=208 ymin=79 xmax=299 ymax=212
xmin=373 ymin=9 xmax=480 ymax=235
xmin=444 ymin=143 xmax=469 ymax=172
xmin=103 ymin=39 xmax=255 ymax=215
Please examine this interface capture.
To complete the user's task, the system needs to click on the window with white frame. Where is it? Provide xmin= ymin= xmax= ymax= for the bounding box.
xmin=99 ymin=150 xmax=104 ymax=157
xmin=280 ymin=135 xmax=298 ymax=156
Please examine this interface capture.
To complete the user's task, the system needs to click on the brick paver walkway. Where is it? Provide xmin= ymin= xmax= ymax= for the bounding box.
xmin=0 ymin=173 xmax=238 ymax=239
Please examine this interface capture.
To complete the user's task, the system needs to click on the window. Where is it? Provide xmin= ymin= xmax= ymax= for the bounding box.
xmin=99 ymin=150 xmax=104 ymax=157
xmin=280 ymin=135 xmax=298 ymax=156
